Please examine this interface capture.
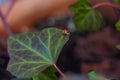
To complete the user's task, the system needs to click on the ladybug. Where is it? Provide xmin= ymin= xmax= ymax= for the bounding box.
xmin=62 ymin=29 xmax=70 ymax=36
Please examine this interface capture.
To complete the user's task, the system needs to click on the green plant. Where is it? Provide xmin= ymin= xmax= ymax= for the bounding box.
xmin=7 ymin=28 xmax=68 ymax=79
xmin=70 ymin=0 xmax=102 ymax=32
xmin=1 ymin=0 xmax=120 ymax=80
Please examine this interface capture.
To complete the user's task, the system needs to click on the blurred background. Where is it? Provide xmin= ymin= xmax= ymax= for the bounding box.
xmin=0 ymin=0 xmax=10 ymax=6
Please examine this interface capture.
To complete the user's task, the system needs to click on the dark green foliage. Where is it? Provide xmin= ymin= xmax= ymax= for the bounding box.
xmin=115 ymin=0 xmax=120 ymax=4
xmin=70 ymin=0 xmax=91 ymax=13
xmin=88 ymin=70 xmax=96 ymax=80
xmin=32 ymin=66 xmax=57 ymax=80
xmin=70 ymin=0 xmax=102 ymax=32
xmin=115 ymin=20 xmax=120 ymax=31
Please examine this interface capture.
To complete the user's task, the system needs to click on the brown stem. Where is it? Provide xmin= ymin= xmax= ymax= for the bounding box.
xmin=5 ymin=0 xmax=17 ymax=18
xmin=53 ymin=63 xmax=65 ymax=77
xmin=93 ymin=2 xmax=120 ymax=11
xmin=0 ymin=9 xmax=13 ymax=35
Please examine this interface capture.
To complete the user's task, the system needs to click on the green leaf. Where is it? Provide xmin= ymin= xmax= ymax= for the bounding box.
xmin=70 ymin=0 xmax=91 ymax=13
xmin=32 ymin=66 xmax=57 ymax=80
xmin=115 ymin=20 xmax=120 ymax=31
xmin=7 ymin=28 xmax=69 ymax=78
xmin=115 ymin=0 xmax=120 ymax=4
xmin=88 ymin=70 xmax=96 ymax=80
xmin=74 ymin=9 xmax=102 ymax=32
xmin=70 ymin=0 xmax=102 ymax=32
xmin=88 ymin=71 xmax=110 ymax=80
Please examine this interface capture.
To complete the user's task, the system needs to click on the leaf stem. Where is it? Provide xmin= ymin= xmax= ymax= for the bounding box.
xmin=53 ymin=64 xmax=65 ymax=77
xmin=93 ymin=2 xmax=120 ymax=11
xmin=5 ymin=0 xmax=17 ymax=18
xmin=0 ymin=9 xmax=13 ymax=35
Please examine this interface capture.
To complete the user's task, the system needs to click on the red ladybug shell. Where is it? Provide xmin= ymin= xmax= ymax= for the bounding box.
xmin=62 ymin=29 xmax=69 ymax=35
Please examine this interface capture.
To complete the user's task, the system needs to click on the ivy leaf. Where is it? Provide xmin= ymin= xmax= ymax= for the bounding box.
xmin=73 ymin=9 xmax=102 ymax=32
xmin=115 ymin=20 xmax=120 ymax=31
xmin=70 ymin=0 xmax=102 ymax=32
xmin=115 ymin=0 xmax=120 ymax=4
xmin=7 ymin=28 xmax=69 ymax=78
xmin=88 ymin=71 xmax=110 ymax=80
xmin=32 ymin=66 xmax=57 ymax=80
xmin=70 ymin=0 xmax=91 ymax=13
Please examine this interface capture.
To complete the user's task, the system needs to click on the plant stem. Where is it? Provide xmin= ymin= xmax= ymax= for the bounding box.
xmin=93 ymin=2 xmax=120 ymax=10
xmin=5 ymin=0 xmax=16 ymax=18
xmin=0 ymin=9 xmax=13 ymax=35
xmin=53 ymin=63 xmax=65 ymax=77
